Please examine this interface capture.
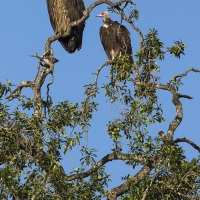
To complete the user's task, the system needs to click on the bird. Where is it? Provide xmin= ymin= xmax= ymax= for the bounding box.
xmin=46 ymin=0 xmax=85 ymax=53
xmin=96 ymin=11 xmax=133 ymax=62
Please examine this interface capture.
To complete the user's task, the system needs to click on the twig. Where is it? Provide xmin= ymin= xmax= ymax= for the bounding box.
xmin=93 ymin=60 xmax=112 ymax=88
xmin=168 ymin=67 xmax=200 ymax=85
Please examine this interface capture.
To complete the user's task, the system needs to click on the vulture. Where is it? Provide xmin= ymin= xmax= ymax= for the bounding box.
xmin=46 ymin=0 xmax=85 ymax=53
xmin=96 ymin=11 xmax=133 ymax=62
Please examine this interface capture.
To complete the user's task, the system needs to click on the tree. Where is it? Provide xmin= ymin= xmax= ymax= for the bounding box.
xmin=0 ymin=1 xmax=200 ymax=199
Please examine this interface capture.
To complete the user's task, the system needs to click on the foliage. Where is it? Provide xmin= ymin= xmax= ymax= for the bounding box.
xmin=0 ymin=1 xmax=200 ymax=200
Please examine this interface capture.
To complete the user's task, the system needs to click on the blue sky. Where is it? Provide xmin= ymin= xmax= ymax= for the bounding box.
xmin=0 ymin=1 xmax=200 ymax=190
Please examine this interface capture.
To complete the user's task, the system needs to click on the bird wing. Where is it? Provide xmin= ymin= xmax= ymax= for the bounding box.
xmin=46 ymin=0 xmax=85 ymax=53
xmin=99 ymin=26 xmax=113 ymax=60
xmin=46 ymin=0 xmax=57 ymax=32
xmin=63 ymin=0 xmax=85 ymax=23
xmin=99 ymin=20 xmax=132 ymax=60
xmin=113 ymin=22 xmax=132 ymax=56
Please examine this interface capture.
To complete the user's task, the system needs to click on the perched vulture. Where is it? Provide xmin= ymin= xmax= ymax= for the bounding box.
xmin=46 ymin=0 xmax=85 ymax=53
xmin=96 ymin=11 xmax=133 ymax=62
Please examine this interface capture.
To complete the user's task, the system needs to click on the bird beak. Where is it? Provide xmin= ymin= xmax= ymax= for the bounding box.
xmin=96 ymin=14 xmax=103 ymax=18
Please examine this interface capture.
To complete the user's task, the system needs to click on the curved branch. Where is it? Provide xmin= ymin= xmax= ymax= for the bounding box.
xmin=115 ymin=6 xmax=144 ymax=49
xmin=93 ymin=60 xmax=112 ymax=88
xmin=66 ymin=152 xmax=143 ymax=181
xmin=6 ymin=81 xmax=33 ymax=101
xmin=172 ymin=137 xmax=200 ymax=152
xmin=130 ymin=76 xmax=194 ymax=141
xmin=168 ymin=67 xmax=200 ymax=85
xmin=166 ymin=91 xmax=183 ymax=140
xmin=107 ymin=166 xmax=151 ymax=200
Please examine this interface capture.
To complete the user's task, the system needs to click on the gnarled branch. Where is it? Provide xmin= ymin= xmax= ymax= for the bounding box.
xmin=6 ymin=53 xmax=56 ymax=117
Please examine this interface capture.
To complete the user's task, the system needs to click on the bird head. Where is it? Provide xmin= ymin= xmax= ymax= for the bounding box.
xmin=96 ymin=11 xmax=110 ymax=20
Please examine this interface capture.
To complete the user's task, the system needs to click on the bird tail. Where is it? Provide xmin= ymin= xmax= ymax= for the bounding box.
xmin=58 ymin=27 xmax=84 ymax=53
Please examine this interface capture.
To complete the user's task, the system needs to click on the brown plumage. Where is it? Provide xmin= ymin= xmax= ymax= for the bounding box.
xmin=46 ymin=0 xmax=85 ymax=53
xmin=97 ymin=11 xmax=133 ymax=62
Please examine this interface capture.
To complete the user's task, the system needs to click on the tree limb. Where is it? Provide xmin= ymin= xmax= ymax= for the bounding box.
xmin=6 ymin=81 xmax=33 ymax=101
xmin=166 ymin=90 xmax=183 ymax=140
xmin=168 ymin=67 xmax=200 ymax=85
xmin=66 ymin=152 xmax=144 ymax=181
xmin=107 ymin=166 xmax=151 ymax=200
xmin=6 ymin=53 xmax=56 ymax=117
xmin=172 ymin=137 xmax=200 ymax=152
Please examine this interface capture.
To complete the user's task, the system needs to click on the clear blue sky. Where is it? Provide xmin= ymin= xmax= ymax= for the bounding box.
xmin=0 ymin=1 xmax=200 ymax=190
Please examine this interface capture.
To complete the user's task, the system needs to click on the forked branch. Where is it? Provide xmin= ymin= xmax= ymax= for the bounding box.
xmin=6 ymin=53 xmax=56 ymax=117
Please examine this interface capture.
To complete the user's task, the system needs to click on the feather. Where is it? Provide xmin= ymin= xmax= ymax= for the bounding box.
xmin=46 ymin=0 xmax=85 ymax=53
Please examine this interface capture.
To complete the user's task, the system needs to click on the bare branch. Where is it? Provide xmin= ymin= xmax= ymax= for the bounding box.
xmin=6 ymin=53 xmax=56 ymax=117
xmin=166 ymin=90 xmax=183 ymax=140
xmin=93 ymin=60 xmax=112 ymax=87
xmin=168 ymin=67 xmax=200 ymax=85
xmin=6 ymin=81 xmax=33 ymax=101
xmin=179 ymin=94 xmax=193 ymax=99
xmin=172 ymin=137 xmax=200 ymax=152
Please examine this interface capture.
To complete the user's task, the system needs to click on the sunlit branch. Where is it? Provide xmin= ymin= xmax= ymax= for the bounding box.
xmin=167 ymin=67 xmax=200 ymax=85
xmin=166 ymin=90 xmax=182 ymax=140
xmin=6 ymin=53 xmax=56 ymax=117
xmin=93 ymin=60 xmax=112 ymax=87
xmin=129 ymin=76 xmax=193 ymax=141
xmin=6 ymin=81 xmax=33 ymax=101
xmin=172 ymin=137 xmax=200 ymax=152
xmin=66 ymin=152 xmax=144 ymax=181
xmin=107 ymin=166 xmax=151 ymax=200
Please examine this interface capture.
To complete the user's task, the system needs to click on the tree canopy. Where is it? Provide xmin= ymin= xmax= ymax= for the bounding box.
xmin=0 ymin=1 xmax=200 ymax=199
